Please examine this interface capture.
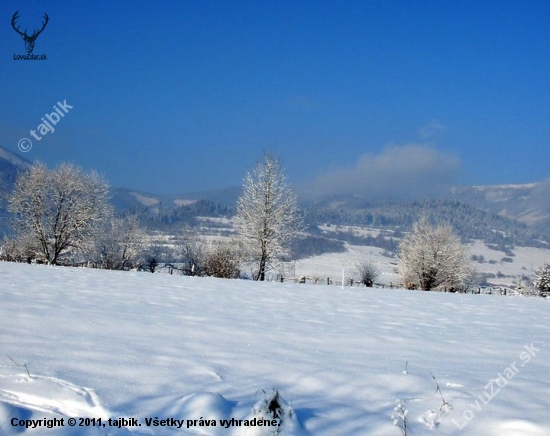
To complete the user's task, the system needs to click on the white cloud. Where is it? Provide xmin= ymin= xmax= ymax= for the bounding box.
xmin=299 ymin=144 xmax=461 ymax=202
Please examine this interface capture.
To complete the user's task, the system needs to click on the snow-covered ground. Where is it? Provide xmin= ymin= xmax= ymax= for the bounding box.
xmin=465 ymin=241 xmax=550 ymax=286
xmin=0 ymin=262 xmax=549 ymax=435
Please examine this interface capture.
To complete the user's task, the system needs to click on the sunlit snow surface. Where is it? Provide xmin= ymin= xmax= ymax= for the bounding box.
xmin=0 ymin=262 xmax=548 ymax=435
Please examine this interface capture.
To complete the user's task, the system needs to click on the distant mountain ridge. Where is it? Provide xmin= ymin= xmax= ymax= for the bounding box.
xmin=450 ymin=181 xmax=550 ymax=234
xmin=0 ymin=145 xmax=31 ymax=186
xmin=110 ymin=186 xmax=241 ymax=216
xmin=0 ymin=146 xmax=32 ymax=170
xmin=303 ymin=198 xmax=546 ymax=247
xmin=0 ymin=145 xmax=32 ymax=235
xmin=1 ymin=144 xmax=549 ymax=246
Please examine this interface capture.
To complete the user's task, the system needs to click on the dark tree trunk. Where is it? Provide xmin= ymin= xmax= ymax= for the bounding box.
xmin=258 ymin=255 xmax=266 ymax=281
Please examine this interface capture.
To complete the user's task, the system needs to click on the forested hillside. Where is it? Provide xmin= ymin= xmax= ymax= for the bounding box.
xmin=302 ymin=199 xmax=548 ymax=248
xmin=118 ymin=195 xmax=549 ymax=254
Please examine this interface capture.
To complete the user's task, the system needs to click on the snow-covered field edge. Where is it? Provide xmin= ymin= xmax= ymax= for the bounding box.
xmin=0 ymin=261 xmax=548 ymax=435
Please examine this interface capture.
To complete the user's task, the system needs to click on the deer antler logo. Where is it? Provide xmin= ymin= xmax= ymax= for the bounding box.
xmin=11 ymin=11 xmax=49 ymax=54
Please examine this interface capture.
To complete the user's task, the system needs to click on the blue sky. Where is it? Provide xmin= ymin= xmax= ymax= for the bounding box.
xmin=1 ymin=0 xmax=549 ymax=197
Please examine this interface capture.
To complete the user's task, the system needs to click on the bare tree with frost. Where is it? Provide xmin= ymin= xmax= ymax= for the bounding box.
xmin=8 ymin=163 xmax=111 ymax=265
xmin=235 ymin=154 xmax=303 ymax=281
xmin=91 ymin=216 xmax=146 ymax=270
xmin=398 ymin=218 xmax=471 ymax=291
xmin=354 ymin=260 xmax=380 ymax=287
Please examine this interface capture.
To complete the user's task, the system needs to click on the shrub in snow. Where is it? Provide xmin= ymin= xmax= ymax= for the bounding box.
xmin=354 ymin=260 xmax=379 ymax=287
xmin=515 ymin=278 xmax=537 ymax=296
xmin=392 ymin=369 xmax=453 ymax=433
xmin=139 ymin=244 xmax=166 ymax=273
xmin=430 ymin=371 xmax=452 ymax=420
xmin=391 ymin=399 xmax=408 ymax=435
xmin=176 ymin=239 xmax=207 ymax=276
xmin=245 ymin=389 xmax=300 ymax=435
xmin=0 ymin=233 xmax=39 ymax=264
xmin=173 ymin=239 xmax=242 ymax=278
xmin=203 ymin=241 xmax=242 ymax=279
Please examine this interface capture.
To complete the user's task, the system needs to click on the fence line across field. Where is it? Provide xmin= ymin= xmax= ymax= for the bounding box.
xmin=132 ymin=263 xmax=544 ymax=296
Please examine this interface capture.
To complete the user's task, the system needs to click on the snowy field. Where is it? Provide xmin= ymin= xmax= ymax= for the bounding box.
xmin=0 ymin=262 xmax=549 ymax=435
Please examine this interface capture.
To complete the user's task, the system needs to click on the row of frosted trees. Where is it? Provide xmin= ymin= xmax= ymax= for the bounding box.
xmin=0 ymin=155 xmax=303 ymax=280
xmin=2 ymin=157 xmax=548 ymax=294
xmin=1 ymin=163 xmax=146 ymax=269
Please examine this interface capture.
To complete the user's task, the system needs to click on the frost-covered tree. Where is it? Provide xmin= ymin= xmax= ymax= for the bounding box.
xmin=398 ymin=219 xmax=471 ymax=291
xmin=235 ymin=154 xmax=303 ymax=281
xmin=455 ymin=265 xmax=480 ymax=293
xmin=8 ymin=163 xmax=111 ymax=265
xmin=176 ymin=238 xmax=207 ymax=276
xmin=516 ymin=278 xmax=530 ymax=296
xmin=92 ymin=216 xmax=146 ymax=270
xmin=140 ymin=244 xmax=166 ymax=273
xmin=533 ymin=263 xmax=550 ymax=297
xmin=0 ymin=233 xmax=39 ymax=263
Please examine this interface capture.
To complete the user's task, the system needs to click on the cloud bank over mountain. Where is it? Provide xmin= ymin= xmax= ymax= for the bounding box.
xmin=299 ymin=144 xmax=462 ymax=202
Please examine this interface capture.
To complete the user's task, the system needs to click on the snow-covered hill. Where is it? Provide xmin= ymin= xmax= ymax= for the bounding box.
xmin=451 ymin=182 xmax=550 ymax=232
xmin=0 ymin=262 xmax=548 ymax=435
xmin=0 ymin=145 xmax=32 ymax=170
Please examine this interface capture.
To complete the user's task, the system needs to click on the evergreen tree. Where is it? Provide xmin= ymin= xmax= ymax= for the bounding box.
xmin=533 ymin=264 xmax=550 ymax=297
